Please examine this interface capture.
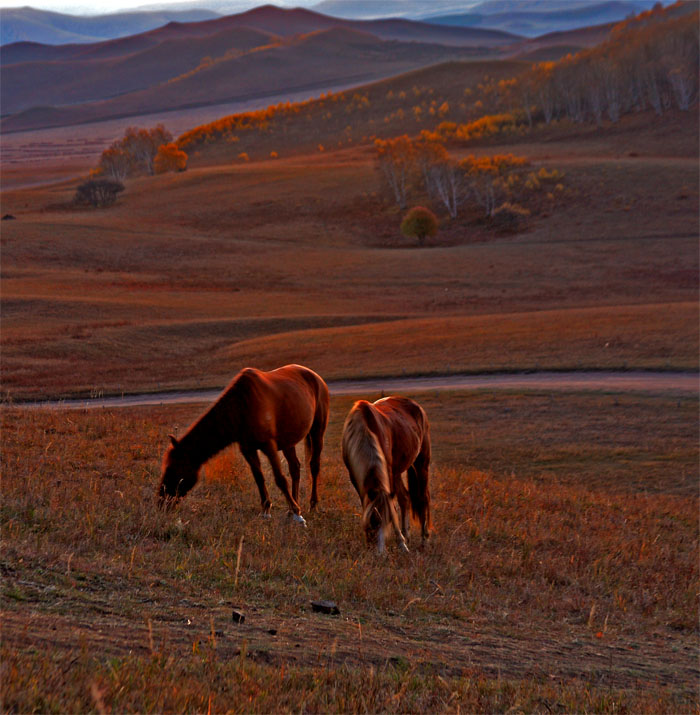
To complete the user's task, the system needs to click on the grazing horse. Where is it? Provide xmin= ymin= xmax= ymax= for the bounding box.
xmin=342 ymin=395 xmax=431 ymax=553
xmin=158 ymin=364 xmax=329 ymax=525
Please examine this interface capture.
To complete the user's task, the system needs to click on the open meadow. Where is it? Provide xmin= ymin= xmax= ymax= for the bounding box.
xmin=1 ymin=10 xmax=699 ymax=709
xmin=2 ymin=388 xmax=698 ymax=712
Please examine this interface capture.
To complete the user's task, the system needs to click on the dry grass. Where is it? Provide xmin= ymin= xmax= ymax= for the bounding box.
xmin=1 ymin=52 xmax=698 ymax=713
xmin=221 ymin=302 xmax=699 ymax=381
xmin=2 ymin=390 xmax=698 ymax=711
xmin=1 ymin=118 xmax=698 ymax=400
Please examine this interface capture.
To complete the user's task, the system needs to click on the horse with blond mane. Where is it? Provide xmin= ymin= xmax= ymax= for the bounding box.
xmin=342 ymin=395 xmax=431 ymax=553
xmin=158 ymin=364 xmax=329 ymax=526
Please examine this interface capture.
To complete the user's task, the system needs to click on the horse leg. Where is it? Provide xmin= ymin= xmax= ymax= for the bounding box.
xmin=394 ymin=471 xmax=410 ymax=540
xmin=241 ymin=447 xmax=272 ymax=517
xmin=261 ymin=441 xmax=304 ymax=522
xmin=307 ymin=422 xmax=325 ymax=510
xmin=389 ymin=495 xmax=409 ymax=553
xmin=282 ymin=445 xmax=301 ymax=506
xmin=409 ymin=450 xmax=432 ymax=542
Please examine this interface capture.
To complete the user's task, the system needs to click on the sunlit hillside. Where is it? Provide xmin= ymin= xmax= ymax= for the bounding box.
xmin=174 ymin=0 xmax=697 ymax=164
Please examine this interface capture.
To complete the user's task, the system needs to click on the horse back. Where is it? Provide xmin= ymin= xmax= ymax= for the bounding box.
xmin=230 ymin=365 xmax=328 ymax=448
xmin=373 ymin=396 xmax=429 ymax=473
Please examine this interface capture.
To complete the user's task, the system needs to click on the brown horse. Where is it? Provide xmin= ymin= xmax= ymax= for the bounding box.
xmin=342 ymin=395 xmax=431 ymax=553
xmin=158 ymin=364 xmax=329 ymax=525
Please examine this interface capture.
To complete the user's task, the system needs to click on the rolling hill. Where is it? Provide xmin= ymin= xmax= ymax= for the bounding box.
xmin=2 ymin=5 xmax=520 ymax=66
xmin=0 ymin=5 xmax=520 ymax=133
xmin=0 ymin=6 xmax=220 ymax=46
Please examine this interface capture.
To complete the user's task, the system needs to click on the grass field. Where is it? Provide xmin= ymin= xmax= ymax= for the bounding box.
xmin=1 ymin=54 xmax=698 ymax=711
xmin=1 ymin=109 xmax=698 ymax=400
xmin=2 ymin=389 xmax=698 ymax=712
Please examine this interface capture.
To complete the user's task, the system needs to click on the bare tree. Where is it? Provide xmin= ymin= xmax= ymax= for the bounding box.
xmin=374 ymin=136 xmax=416 ymax=209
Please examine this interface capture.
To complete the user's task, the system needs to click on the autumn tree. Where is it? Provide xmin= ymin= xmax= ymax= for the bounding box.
xmin=461 ymin=154 xmax=529 ymax=218
xmin=97 ymin=145 xmax=131 ymax=181
xmin=374 ymin=135 xmax=416 ymax=209
xmin=95 ymin=124 xmax=173 ymax=180
xmin=123 ymin=125 xmax=172 ymax=175
xmin=401 ymin=206 xmax=438 ymax=246
xmin=153 ymin=143 xmax=188 ymax=174
xmin=425 ymin=157 xmax=467 ymax=219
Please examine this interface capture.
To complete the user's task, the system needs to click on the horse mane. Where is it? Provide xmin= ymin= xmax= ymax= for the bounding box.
xmin=343 ymin=402 xmax=388 ymax=487
xmin=343 ymin=401 xmax=394 ymax=532
xmin=175 ymin=377 xmax=246 ymax=466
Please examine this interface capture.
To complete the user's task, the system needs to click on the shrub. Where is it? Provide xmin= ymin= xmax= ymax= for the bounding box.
xmin=400 ymin=206 xmax=438 ymax=246
xmin=73 ymin=179 xmax=124 ymax=208
xmin=153 ymin=143 xmax=188 ymax=174
xmin=492 ymin=202 xmax=530 ymax=230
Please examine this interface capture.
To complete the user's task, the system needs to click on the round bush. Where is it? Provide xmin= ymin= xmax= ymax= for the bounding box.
xmin=400 ymin=206 xmax=438 ymax=246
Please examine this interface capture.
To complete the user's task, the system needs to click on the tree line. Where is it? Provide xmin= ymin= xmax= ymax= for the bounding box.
xmin=503 ymin=2 xmax=698 ymax=126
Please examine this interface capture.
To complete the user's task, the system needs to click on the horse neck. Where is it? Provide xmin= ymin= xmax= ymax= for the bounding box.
xmin=179 ymin=400 xmax=239 ymax=467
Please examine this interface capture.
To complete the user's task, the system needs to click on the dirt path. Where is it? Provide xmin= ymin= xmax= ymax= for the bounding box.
xmin=14 ymin=371 xmax=699 ymax=410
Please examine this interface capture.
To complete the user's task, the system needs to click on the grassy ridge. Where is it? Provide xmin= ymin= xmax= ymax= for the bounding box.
xmin=222 ymin=302 xmax=699 ymax=380
xmin=2 ymin=391 xmax=698 ymax=711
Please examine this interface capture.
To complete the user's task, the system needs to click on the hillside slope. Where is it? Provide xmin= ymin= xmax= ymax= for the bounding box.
xmin=0 ymin=6 xmax=219 ymax=46
xmin=1 ymin=25 xmax=509 ymax=132
xmin=1 ymin=27 xmax=277 ymax=113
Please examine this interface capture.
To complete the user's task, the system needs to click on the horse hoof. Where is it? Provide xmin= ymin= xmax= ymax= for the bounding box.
xmin=261 ymin=512 xmax=272 ymax=520
xmin=399 ymin=541 xmax=410 ymax=554
xmin=292 ymin=513 xmax=307 ymax=528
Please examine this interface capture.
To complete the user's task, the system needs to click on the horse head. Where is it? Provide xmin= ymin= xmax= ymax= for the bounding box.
xmin=361 ymin=490 xmax=389 ymax=552
xmin=158 ymin=435 xmax=199 ymax=509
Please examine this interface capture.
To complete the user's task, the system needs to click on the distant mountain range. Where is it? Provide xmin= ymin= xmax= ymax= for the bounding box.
xmin=0 ymin=0 xmax=668 ymax=46
xmin=0 ymin=6 xmax=221 ymax=45
xmin=311 ymin=1 xmax=482 ymax=20
xmin=0 ymin=5 xmax=518 ymax=132
xmin=422 ymin=0 xmax=662 ymax=37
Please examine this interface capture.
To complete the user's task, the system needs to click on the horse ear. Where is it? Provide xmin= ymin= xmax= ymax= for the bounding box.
xmin=168 ymin=434 xmax=179 ymax=448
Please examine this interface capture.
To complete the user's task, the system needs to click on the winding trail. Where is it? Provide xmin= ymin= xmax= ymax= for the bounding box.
xmin=13 ymin=370 xmax=699 ymax=410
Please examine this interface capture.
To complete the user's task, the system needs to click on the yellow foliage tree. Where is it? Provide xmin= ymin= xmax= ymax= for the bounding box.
xmin=153 ymin=143 xmax=188 ymax=174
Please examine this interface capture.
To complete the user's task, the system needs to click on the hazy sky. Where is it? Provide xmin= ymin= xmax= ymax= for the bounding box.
xmin=0 ymin=0 xmax=317 ymax=13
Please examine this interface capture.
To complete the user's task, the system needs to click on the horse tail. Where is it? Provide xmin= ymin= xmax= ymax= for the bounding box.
xmin=407 ymin=416 xmax=432 ymax=538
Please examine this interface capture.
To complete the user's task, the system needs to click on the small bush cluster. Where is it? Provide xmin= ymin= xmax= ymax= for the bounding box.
xmin=73 ymin=179 xmax=124 ymax=208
